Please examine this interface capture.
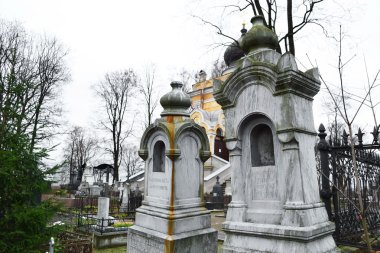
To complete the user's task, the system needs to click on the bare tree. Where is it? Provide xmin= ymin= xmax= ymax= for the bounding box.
xmin=62 ymin=126 xmax=98 ymax=186
xmin=322 ymin=26 xmax=380 ymax=251
xmin=323 ymin=93 xmax=351 ymax=145
xmin=29 ymin=36 xmax=69 ymax=151
xmin=195 ymin=0 xmax=328 ymax=55
xmin=211 ymin=59 xmax=227 ymax=78
xmin=0 ymin=20 xmax=69 ymax=152
xmin=95 ymin=70 xmax=137 ymax=182
xmin=139 ymin=65 xmax=159 ymax=127
xmin=122 ymin=144 xmax=143 ymax=182
xmin=178 ymin=69 xmax=195 ymax=93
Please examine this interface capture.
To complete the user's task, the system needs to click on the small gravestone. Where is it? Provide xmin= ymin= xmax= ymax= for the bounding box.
xmin=97 ymin=197 xmax=109 ymax=228
xmin=120 ymin=182 xmax=130 ymax=212
xmin=214 ymin=15 xmax=337 ymax=253
xmin=127 ymin=81 xmax=217 ymax=253
xmin=224 ymin=178 xmax=232 ymax=196
xmin=89 ymin=185 xmax=102 ymax=196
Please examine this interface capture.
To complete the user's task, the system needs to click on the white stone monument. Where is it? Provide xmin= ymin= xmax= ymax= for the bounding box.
xmin=90 ymin=185 xmax=102 ymax=196
xmin=127 ymin=81 xmax=217 ymax=253
xmin=214 ymin=15 xmax=337 ymax=253
xmin=120 ymin=182 xmax=130 ymax=212
xmin=97 ymin=197 xmax=110 ymax=228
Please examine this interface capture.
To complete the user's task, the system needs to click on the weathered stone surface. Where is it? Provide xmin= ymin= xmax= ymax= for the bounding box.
xmin=214 ymin=20 xmax=337 ymax=252
xmin=128 ymin=226 xmax=217 ymax=253
xmin=93 ymin=230 xmax=128 ymax=249
xmin=120 ymin=183 xmax=130 ymax=212
xmin=127 ymin=82 xmax=217 ymax=253
xmin=97 ymin=197 xmax=109 ymax=227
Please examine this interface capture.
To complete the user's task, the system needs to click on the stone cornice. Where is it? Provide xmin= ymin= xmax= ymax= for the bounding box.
xmin=214 ymin=64 xmax=277 ymax=109
xmin=276 ymin=127 xmax=317 ymax=136
xmin=214 ymin=60 xmax=321 ymax=109
xmin=274 ymin=70 xmax=320 ymax=100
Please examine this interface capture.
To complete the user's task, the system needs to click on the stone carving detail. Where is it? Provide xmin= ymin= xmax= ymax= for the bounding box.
xmin=250 ymin=124 xmax=275 ymax=166
xmin=153 ymin=141 xmax=165 ymax=172
xmin=215 ymin=15 xmax=337 ymax=253
xmin=128 ymin=233 xmax=163 ymax=253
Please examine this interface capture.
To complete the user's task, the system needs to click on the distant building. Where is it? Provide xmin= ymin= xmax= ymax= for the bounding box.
xmin=125 ymin=70 xmax=233 ymax=195
xmin=186 ymin=70 xmax=231 ymax=194
xmin=189 ymin=70 xmax=229 ymax=161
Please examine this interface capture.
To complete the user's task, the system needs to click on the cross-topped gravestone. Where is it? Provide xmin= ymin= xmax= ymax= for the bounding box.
xmin=127 ymin=81 xmax=217 ymax=253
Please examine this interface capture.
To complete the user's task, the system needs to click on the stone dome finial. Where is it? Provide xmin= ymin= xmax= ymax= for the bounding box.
xmin=224 ymin=24 xmax=247 ymax=67
xmin=160 ymin=81 xmax=191 ymax=117
xmin=241 ymin=15 xmax=279 ymax=54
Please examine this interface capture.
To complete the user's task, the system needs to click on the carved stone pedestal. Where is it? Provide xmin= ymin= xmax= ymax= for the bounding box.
xmin=127 ymin=81 xmax=217 ymax=253
xmin=214 ymin=15 xmax=337 ymax=253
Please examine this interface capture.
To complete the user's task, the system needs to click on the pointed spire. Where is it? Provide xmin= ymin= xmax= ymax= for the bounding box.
xmin=342 ymin=129 xmax=349 ymax=146
xmin=356 ymin=128 xmax=364 ymax=147
xmin=317 ymin=123 xmax=330 ymax=151
xmin=318 ymin=124 xmax=327 ymax=140
xmin=371 ymin=126 xmax=379 ymax=144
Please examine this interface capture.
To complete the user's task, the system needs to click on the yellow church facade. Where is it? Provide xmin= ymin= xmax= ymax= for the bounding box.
xmin=189 ymin=71 xmax=229 ymax=161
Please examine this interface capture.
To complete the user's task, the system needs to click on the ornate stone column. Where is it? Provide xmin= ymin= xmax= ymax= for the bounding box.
xmin=225 ymin=139 xmax=247 ymax=222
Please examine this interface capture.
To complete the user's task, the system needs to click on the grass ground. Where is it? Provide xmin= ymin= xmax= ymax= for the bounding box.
xmin=95 ymin=247 xmax=126 ymax=253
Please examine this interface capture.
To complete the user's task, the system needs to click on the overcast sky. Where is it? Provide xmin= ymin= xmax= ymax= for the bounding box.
xmin=1 ymin=0 xmax=380 ymax=162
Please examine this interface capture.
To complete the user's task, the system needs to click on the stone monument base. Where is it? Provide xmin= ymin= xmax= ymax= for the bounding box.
xmin=127 ymin=225 xmax=217 ymax=253
xmin=221 ymin=221 xmax=338 ymax=253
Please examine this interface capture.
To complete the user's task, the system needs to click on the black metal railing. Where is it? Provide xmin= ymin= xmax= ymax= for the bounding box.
xmin=76 ymin=215 xmax=132 ymax=235
xmin=318 ymin=123 xmax=380 ymax=249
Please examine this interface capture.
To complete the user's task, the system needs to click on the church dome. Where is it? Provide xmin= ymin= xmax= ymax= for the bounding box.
xmin=223 ymin=25 xmax=247 ymax=67
xmin=160 ymin=81 xmax=191 ymax=117
xmin=241 ymin=16 xmax=278 ymax=54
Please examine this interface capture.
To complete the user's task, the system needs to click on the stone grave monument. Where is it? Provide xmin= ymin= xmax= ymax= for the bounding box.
xmin=120 ymin=182 xmax=130 ymax=212
xmin=90 ymin=184 xmax=102 ymax=196
xmin=97 ymin=197 xmax=109 ymax=228
xmin=214 ymin=16 xmax=337 ymax=252
xmin=127 ymin=81 xmax=217 ymax=253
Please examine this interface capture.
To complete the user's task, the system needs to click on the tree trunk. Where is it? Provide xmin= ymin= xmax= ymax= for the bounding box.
xmin=287 ymin=0 xmax=295 ymax=55
xmin=348 ymin=125 xmax=372 ymax=251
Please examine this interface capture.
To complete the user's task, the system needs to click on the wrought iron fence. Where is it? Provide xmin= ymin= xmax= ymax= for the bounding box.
xmin=76 ymin=215 xmax=131 ymax=235
xmin=317 ymin=123 xmax=380 ymax=249
xmin=74 ymin=194 xmax=143 ymax=217
xmin=73 ymin=191 xmax=143 ymax=234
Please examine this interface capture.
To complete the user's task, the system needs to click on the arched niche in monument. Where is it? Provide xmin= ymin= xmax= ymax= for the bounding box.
xmin=153 ymin=141 xmax=165 ymax=172
xmin=250 ymin=124 xmax=275 ymax=166
xmin=239 ymin=114 xmax=282 ymax=224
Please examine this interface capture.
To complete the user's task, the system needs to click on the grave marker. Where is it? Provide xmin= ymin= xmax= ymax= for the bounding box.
xmin=127 ymin=81 xmax=217 ymax=253
xmin=214 ymin=15 xmax=337 ymax=252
